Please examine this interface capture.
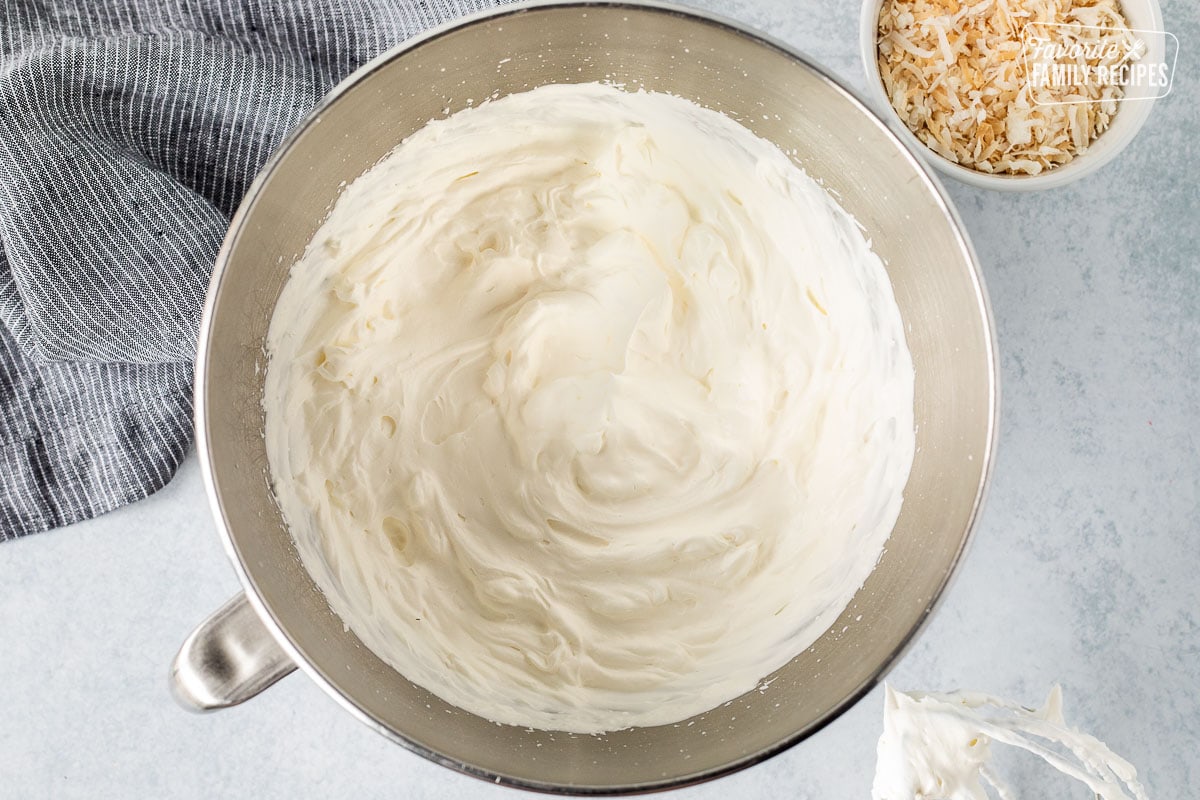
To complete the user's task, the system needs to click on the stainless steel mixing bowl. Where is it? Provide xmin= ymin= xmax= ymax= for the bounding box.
xmin=171 ymin=1 xmax=997 ymax=792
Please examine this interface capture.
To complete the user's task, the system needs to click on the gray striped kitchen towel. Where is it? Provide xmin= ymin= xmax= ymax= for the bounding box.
xmin=0 ymin=0 xmax=498 ymax=539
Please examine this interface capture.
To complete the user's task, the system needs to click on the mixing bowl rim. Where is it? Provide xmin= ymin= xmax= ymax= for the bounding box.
xmin=193 ymin=0 xmax=1000 ymax=793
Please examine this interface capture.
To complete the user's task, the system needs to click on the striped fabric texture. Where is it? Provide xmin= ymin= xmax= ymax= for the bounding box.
xmin=0 ymin=0 xmax=498 ymax=538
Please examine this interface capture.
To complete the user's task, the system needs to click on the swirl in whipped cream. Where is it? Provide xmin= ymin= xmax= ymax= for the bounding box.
xmin=264 ymin=83 xmax=914 ymax=734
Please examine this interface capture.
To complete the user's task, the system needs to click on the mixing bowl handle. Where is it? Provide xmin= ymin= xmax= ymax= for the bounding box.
xmin=169 ymin=592 xmax=297 ymax=711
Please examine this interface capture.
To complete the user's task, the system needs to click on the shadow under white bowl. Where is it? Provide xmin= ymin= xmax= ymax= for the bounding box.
xmin=859 ymin=0 xmax=1166 ymax=191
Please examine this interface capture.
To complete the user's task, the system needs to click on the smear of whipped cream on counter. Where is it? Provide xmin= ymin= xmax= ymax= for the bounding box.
xmin=264 ymin=82 xmax=915 ymax=733
xmin=873 ymin=685 xmax=1149 ymax=800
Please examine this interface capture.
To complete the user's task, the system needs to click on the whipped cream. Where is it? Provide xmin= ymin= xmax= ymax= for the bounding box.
xmin=873 ymin=685 xmax=1149 ymax=800
xmin=264 ymin=83 xmax=914 ymax=733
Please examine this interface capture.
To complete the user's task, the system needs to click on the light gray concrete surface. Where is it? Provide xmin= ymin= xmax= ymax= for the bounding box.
xmin=2 ymin=0 xmax=1196 ymax=797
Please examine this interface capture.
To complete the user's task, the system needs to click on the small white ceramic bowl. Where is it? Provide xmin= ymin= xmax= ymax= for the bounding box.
xmin=859 ymin=0 xmax=1166 ymax=190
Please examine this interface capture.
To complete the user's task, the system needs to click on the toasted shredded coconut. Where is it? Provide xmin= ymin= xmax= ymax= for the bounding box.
xmin=877 ymin=0 xmax=1138 ymax=175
